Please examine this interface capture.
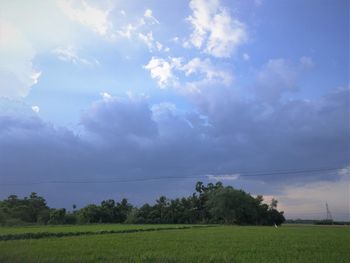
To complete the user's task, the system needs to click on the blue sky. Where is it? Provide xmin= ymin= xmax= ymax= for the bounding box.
xmin=0 ymin=0 xmax=349 ymax=220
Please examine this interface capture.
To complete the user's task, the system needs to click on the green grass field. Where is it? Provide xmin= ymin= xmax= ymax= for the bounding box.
xmin=0 ymin=224 xmax=192 ymax=235
xmin=0 ymin=224 xmax=349 ymax=263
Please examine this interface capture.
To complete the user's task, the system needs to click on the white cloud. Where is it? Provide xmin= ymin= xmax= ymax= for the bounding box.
xmin=0 ymin=0 xmax=109 ymax=99
xmin=170 ymin=57 xmax=184 ymax=69
xmin=100 ymin=92 xmax=112 ymax=100
xmin=180 ymin=57 xmax=232 ymax=85
xmin=118 ymin=23 xmax=138 ymax=39
xmin=243 ymin=53 xmax=250 ymax=61
xmin=155 ymin=42 xmax=163 ymax=51
xmin=31 ymin=105 xmax=40 ymax=113
xmin=143 ymin=57 xmax=178 ymax=88
xmin=57 ymin=0 xmax=112 ymax=37
xmin=151 ymin=102 xmax=177 ymax=120
xmin=0 ymin=21 xmax=40 ymax=98
xmin=117 ymin=10 xmax=165 ymax=52
xmin=144 ymin=9 xmax=160 ymax=24
xmin=207 ymin=174 xmax=240 ymax=180
xmin=30 ymin=71 xmax=42 ymax=85
xmin=144 ymin=56 xmax=232 ymax=92
xmin=53 ymin=46 xmax=99 ymax=66
xmin=138 ymin=33 xmax=167 ymax=52
xmin=138 ymin=32 xmax=154 ymax=51
xmin=338 ymin=166 xmax=350 ymax=177
xmin=186 ymin=0 xmax=247 ymax=58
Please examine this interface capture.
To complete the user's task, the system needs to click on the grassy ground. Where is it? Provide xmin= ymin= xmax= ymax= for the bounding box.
xmin=0 ymin=225 xmax=349 ymax=263
xmin=0 ymin=224 xmax=191 ymax=235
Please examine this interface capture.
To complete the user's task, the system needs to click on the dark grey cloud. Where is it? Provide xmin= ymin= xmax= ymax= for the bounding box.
xmin=191 ymin=84 xmax=349 ymax=179
xmin=81 ymin=96 xmax=158 ymax=139
xmin=0 ymin=85 xmax=349 ymax=208
xmin=255 ymin=58 xmax=303 ymax=102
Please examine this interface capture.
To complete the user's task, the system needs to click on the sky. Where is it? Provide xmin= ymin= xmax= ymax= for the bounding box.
xmin=0 ymin=0 xmax=349 ymax=220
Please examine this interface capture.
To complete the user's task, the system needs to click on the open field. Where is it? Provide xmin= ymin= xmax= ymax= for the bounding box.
xmin=0 ymin=224 xmax=349 ymax=263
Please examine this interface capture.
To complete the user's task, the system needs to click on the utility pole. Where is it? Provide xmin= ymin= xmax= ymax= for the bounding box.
xmin=325 ymin=202 xmax=333 ymax=222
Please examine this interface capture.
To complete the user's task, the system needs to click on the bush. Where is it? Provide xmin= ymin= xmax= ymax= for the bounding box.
xmin=2 ymin=218 xmax=27 ymax=226
xmin=64 ymin=213 xmax=77 ymax=224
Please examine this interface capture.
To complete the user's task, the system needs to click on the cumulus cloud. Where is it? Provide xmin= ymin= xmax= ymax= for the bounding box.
xmin=186 ymin=0 xmax=247 ymax=58
xmin=57 ymin=0 xmax=112 ymax=37
xmin=180 ymin=57 xmax=233 ymax=85
xmin=144 ymin=56 xmax=232 ymax=91
xmin=0 ymin=21 xmax=40 ymax=98
xmin=31 ymin=105 xmax=40 ymax=113
xmin=143 ymin=57 xmax=178 ymax=88
xmin=0 ymin=0 xmax=108 ymax=99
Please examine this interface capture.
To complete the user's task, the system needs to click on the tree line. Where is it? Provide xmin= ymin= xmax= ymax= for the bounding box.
xmin=0 ymin=182 xmax=285 ymax=226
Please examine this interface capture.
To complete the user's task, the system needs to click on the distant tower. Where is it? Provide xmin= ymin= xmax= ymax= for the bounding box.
xmin=325 ymin=202 xmax=333 ymax=221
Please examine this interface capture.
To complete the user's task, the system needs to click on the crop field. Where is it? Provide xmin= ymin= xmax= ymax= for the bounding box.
xmin=0 ymin=224 xmax=349 ymax=263
xmin=0 ymin=224 xmax=192 ymax=235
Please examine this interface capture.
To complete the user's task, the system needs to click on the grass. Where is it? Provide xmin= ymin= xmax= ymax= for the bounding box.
xmin=0 ymin=225 xmax=349 ymax=262
xmin=0 ymin=224 xmax=192 ymax=235
xmin=0 ymin=224 xmax=206 ymax=241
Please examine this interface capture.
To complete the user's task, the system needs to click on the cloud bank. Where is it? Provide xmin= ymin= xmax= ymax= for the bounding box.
xmin=1 ymin=84 xmax=348 ymax=216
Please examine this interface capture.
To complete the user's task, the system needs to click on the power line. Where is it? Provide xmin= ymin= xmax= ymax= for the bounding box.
xmin=0 ymin=166 xmax=345 ymax=187
xmin=286 ymin=211 xmax=349 ymax=215
xmin=235 ymin=167 xmax=341 ymax=177
xmin=1 ymin=175 xmax=203 ymax=186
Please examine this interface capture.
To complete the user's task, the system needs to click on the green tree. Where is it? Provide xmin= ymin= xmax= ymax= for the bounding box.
xmin=49 ymin=208 xmax=66 ymax=224
xmin=78 ymin=204 xmax=102 ymax=223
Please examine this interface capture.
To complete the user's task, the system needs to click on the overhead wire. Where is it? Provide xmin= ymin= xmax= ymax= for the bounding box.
xmin=0 ymin=166 xmax=346 ymax=187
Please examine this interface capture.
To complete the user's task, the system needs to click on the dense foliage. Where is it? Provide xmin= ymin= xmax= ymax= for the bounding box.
xmin=0 ymin=182 xmax=285 ymax=226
